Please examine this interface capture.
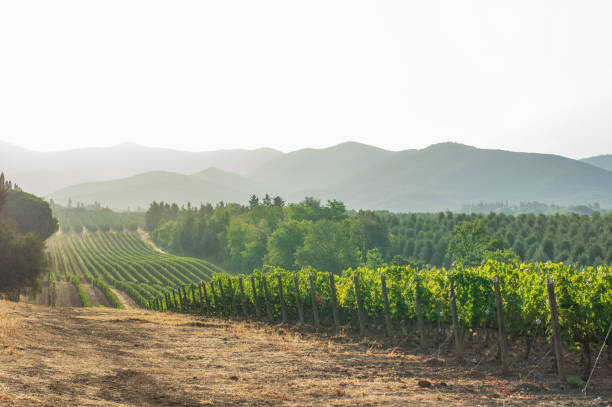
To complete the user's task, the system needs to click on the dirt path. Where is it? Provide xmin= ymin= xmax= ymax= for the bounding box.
xmin=137 ymin=227 xmax=166 ymax=253
xmin=0 ymin=301 xmax=609 ymax=406
xmin=93 ymin=286 xmax=111 ymax=307
xmin=111 ymin=288 xmax=139 ymax=309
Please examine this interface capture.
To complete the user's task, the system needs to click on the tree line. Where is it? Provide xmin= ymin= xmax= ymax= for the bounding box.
xmin=145 ymin=195 xmax=612 ymax=274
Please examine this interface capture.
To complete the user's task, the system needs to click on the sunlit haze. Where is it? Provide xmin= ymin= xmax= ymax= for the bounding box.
xmin=1 ymin=1 xmax=612 ymax=158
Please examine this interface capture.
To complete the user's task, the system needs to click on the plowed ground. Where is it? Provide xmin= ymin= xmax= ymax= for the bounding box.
xmin=0 ymin=301 xmax=610 ymax=406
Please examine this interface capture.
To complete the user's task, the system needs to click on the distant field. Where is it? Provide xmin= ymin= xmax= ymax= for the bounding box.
xmin=45 ymin=230 xmax=225 ymax=308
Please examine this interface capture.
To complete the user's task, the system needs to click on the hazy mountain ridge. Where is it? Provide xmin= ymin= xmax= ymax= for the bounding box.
xmin=37 ymin=141 xmax=612 ymax=212
xmin=582 ymin=154 xmax=612 ymax=172
xmin=0 ymin=140 xmax=282 ymax=195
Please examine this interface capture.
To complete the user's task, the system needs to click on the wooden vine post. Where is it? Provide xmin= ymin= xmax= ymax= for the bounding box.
xmin=173 ymin=290 xmax=179 ymax=312
xmin=218 ymin=278 xmax=229 ymax=317
xmin=277 ymin=274 xmax=288 ymax=323
xmin=191 ymin=285 xmax=197 ymax=314
xmin=210 ymin=281 xmax=220 ymax=316
xmin=380 ymin=273 xmax=395 ymax=339
xmin=228 ymin=277 xmax=238 ymax=317
xmin=201 ymin=282 xmax=211 ymax=313
xmin=415 ymin=279 xmax=427 ymax=353
xmin=262 ymin=275 xmax=273 ymax=322
xmin=293 ymin=273 xmax=304 ymax=326
xmin=238 ymin=276 xmax=248 ymax=320
xmin=181 ymin=287 xmax=187 ymax=312
xmin=353 ymin=272 xmax=366 ymax=337
xmin=329 ymin=272 xmax=340 ymax=334
xmin=449 ymin=278 xmax=464 ymax=362
xmin=198 ymin=283 xmax=206 ymax=315
xmin=546 ymin=278 xmax=567 ymax=382
xmin=493 ymin=276 xmax=509 ymax=375
xmin=164 ymin=292 xmax=170 ymax=312
xmin=309 ymin=273 xmax=320 ymax=330
xmin=250 ymin=275 xmax=261 ymax=318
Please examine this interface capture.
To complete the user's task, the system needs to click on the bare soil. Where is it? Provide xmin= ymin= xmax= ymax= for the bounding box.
xmin=0 ymin=301 xmax=610 ymax=406
xmin=137 ymin=227 xmax=166 ymax=253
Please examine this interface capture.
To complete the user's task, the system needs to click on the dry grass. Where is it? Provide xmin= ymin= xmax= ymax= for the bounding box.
xmin=0 ymin=300 xmax=609 ymax=406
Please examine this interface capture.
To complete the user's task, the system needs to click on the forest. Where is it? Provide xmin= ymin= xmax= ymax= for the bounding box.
xmin=145 ymin=195 xmax=612 ymax=274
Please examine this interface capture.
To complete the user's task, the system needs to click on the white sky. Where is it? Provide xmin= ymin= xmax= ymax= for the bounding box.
xmin=1 ymin=1 xmax=611 ymax=158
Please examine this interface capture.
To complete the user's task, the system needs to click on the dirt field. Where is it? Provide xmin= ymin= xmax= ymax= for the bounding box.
xmin=0 ymin=300 xmax=610 ymax=406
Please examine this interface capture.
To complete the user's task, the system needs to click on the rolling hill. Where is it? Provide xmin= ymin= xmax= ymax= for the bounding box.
xmin=582 ymin=154 xmax=612 ymax=171
xmin=47 ymin=169 xmax=262 ymax=210
xmin=44 ymin=141 xmax=612 ymax=212
xmin=0 ymin=141 xmax=281 ymax=196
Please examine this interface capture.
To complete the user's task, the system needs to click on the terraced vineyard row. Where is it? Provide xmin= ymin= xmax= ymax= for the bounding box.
xmin=46 ymin=230 xmax=225 ymax=308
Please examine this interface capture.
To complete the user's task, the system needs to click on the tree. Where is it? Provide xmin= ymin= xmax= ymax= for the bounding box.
xmin=0 ymin=184 xmax=48 ymax=296
xmin=272 ymin=196 xmax=285 ymax=207
xmin=0 ymin=223 xmax=47 ymax=295
xmin=447 ymin=219 xmax=491 ymax=267
xmin=248 ymin=194 xmax=259 ymax=209
xmin=351 ymin=210 xmax=390 ymax=261
xmin=296 ymin=220 xmax=360 ymax=274
xmin=264 ymin=220 xmax=308 ymax=269
xmin=262 ymin=194 xmax=272 ymax=206
xmin=365 ymin=248 xmax=385 ymax=270
xmin=0 ymin=189 xmax=58 ymax=239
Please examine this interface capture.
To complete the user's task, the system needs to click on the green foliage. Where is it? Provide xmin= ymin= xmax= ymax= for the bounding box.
xmin=0 ymin=221 xmax=48 ymax=294
xmin=146 ymin=198 xmax=612 ymax=274
xmin=295 ymin=220 xmax=360 ymax=274
xmin=153 ymin=261 xmax=612 ymax=355
xmin=68 ymin=274 xmax=92 ymax=307
xmin=92 ymin=277 xmax=124 ymax=309
xmin=448 ymin=219 xmax=491 ymax=267
xmin=1 ymin=190 xmax=58 ymax=239
xmin=52 ymin=203 xmax=144 ymax=232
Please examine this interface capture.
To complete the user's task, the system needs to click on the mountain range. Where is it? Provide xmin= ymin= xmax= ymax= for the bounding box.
xmin=2 ymin=140 xmax=612 ymax=212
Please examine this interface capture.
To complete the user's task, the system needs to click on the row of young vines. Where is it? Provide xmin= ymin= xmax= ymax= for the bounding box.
xmin=149 ymin=261 xmax=612 ymax=377
xmin=46 ymin=230 xmax=226 ymax=307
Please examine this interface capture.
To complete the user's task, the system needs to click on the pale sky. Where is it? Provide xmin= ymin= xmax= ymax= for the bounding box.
xmin=1 ymin=1 xmax=611 ymax=158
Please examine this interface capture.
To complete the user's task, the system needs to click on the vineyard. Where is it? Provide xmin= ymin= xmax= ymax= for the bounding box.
xmin=46 ymin=230 xmax=225 ymax=308
xmin=43 ymin=229 xmax=612 ymax=383
xmin=149 ymin=261 xmax=612 ymax=381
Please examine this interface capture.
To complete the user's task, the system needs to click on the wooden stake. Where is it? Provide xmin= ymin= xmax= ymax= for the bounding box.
xmin=277 ymin=274 xmax=288 ymax=323
xmin=449 ymin=279 xmax=464 ymax=362
xmin=210 ymin=281 xmax=220 ymax=316
xmin=228 ymin=277 xmax=238 ymax=317
xmin=546 ymin=278 xmax=566 ymax=382
xmin=381 ymin=273 xmax=395 ymax=339
xmin=191 ymin=285 xmax=197 ymax=314
xmin=239 ymin=276 xmax=248 ymax=320
xmin=202 ymin=282 xmax=211 ymax=314
xmin=198 ymin=283 xmax=205 ymax=315
xmin=415 ymin=279 xmax=427 ymax=353
xmin=493 ymin=276 xmax=509 ymax=375
xmin=309 ymin=273 xmax=319 ymax=330
xmin=218 ymin=278 xmax=229 ymax=317
xmin=293 ymin=273 xmax=304 ymax=326
xmin=262 ymin=275 xmax=273 ymax=322
xmin=329 ymin=272 xmax=340 ymax=334
xmin=354 ymin=272 xmax=366 ymax=337
xmin=250 ymin=275 xmax=261 ymax=318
